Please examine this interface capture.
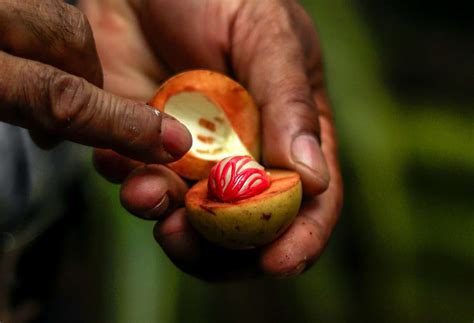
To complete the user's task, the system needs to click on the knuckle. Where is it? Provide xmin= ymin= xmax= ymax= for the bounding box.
xmin=122 ymin=104 xmax=163 ymax=151
xmin=16 ymin=1 xmax=95 ymax=54
xmin=48 ymin=73 xmax=91 ymax=131
xmin=245 ymin=0 xmax=300 ymax=55
xmin=48 ymin=3 xmax=95 ymax=54
xmin=235 ymin=0 xmax=297 ymax=57
xmin=263 ymin=3 xmax=292 ymax=37
xmin=61 ymin=7 xmax=95 ymax=52
xmin=59 ymin=6 xmax=103 ymax=86
xmin=273 ymin=74 xmax=315 ymax=107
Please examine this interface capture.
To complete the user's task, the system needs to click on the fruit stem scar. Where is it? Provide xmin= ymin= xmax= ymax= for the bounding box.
xmin=199 ymin=118 xmax=216 ymax=132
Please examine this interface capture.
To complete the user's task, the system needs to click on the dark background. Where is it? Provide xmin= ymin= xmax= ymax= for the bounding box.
xmin=6 ymin=1 xmax=473 ymax=322
xmin=85 ymin=1 xmax=474 ymax=322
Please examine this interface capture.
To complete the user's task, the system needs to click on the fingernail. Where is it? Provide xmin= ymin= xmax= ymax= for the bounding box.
xmin=161 ymin=117 xmax=192 ymax=158
xmin=277 ymin=262 xmax=306 ymax=279
xmin=143 ymin=194 xmax=170 ymax=219
xmin=291 ymin=134 xmax=329 ymax=186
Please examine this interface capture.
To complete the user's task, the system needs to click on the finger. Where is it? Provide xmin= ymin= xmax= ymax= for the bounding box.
xmin=232 ymin=2 xmax=329 ymax=195
xmin=0 ymin=51 xmax=192 ymax=164
xmin=120 ymin=165 xmax=188 ymax=220
xmin=79 ymin=0 xmax=170 ymax=100
xmin=28 ymin=128 xmax=62 ymax=150
xmin=93 ymin=149 xmax=143 ymax=184
xmin=0 ymin=0 xmax=102 ymax=86
xmin=136 ymin=0 xmax=239 ymax=73
xmin=259 ymin=89 xmax=343 ymax=277
xmin=154 ymin=209 xmax=206 ymax=270
xmin=154 ymin=209 xmax=262 ymax=282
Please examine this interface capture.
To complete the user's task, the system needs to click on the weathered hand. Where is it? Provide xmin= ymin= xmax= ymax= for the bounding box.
xmin=0 ymin=0 xmax=191 ymax=163
xmin=85 ymin=0 xmax=343 ymax=280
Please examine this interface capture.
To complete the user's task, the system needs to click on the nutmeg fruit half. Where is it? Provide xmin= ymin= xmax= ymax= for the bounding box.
xmin=186 ymin=156 xmax=302 ymax=249
xmin=149 ymin=70 xmax=302 ymax=249
xmin=149 ymin=70 xmax=260 ymax=180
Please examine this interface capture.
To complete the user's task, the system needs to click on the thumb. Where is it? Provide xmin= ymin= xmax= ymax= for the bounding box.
xmin=261 ymin=75 xmax=329 ymax=195
xmin=0 ymin=52 xmax=192 ymax=163
xmin=232 ymin=5 xmax=329 ymax=194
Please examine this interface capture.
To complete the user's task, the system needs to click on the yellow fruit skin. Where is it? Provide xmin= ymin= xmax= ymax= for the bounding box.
xmin=185 ymin=170 xmax=302 ymax=249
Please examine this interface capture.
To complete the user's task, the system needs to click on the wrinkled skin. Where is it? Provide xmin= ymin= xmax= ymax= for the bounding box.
xmin=0 ymin=0 xmax=344 ymax=280
xmin=0 ymin=0 xmax=191 ymax=162
xmin=81 ymin=0 xmax=344 ymax=280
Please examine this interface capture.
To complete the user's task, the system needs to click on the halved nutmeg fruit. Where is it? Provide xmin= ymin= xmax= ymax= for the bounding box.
xmin=149 ymin=70 xmax=302 ymax=249
xmin=186 ymin=156 xmax=302 ymax=249
xmin=149 ymin=70 xmax=260 ymax=180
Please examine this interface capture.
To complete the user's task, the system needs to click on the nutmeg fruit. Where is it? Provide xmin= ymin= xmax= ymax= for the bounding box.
xmin=149 ymin=70 xmax=302 ymax=249
xmin=186 ymin=156 xmax=302 ymax=249
xmin=149 ymin=70 xmax=260 ymax=180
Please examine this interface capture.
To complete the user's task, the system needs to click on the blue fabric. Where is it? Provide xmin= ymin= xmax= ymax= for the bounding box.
xmin=0 ymin=122 xmax=85 ymax=242
xmin=0 ymin=124 xmax=31 ymax=229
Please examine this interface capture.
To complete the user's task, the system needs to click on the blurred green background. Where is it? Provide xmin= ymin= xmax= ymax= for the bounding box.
xmin=80 ymin=1 xmax=473 ymax=322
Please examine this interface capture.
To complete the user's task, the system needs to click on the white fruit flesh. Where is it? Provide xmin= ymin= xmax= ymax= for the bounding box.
xmin=164 ymin=92 xmax=252 ymax=161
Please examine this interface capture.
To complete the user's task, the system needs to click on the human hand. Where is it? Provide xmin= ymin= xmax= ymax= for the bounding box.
xmin=0 ymin=0 xmax=191 ymax=163
xmin=85 ymin=0 xmax=343 ymax=280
